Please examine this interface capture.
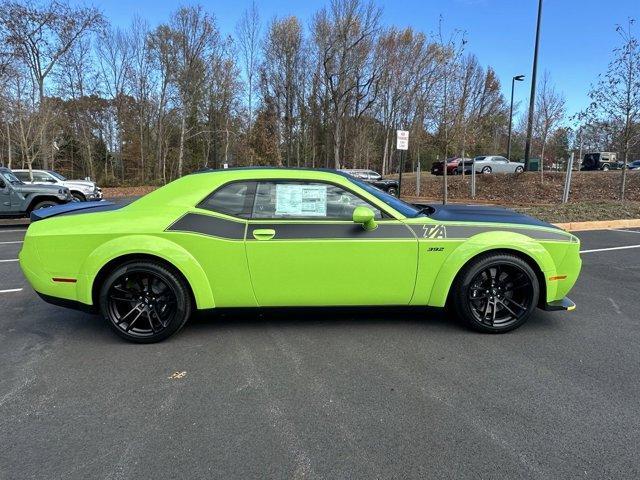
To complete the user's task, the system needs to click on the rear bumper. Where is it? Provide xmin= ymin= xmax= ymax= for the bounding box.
xmin=36 ymin=291 xmax=97 ymax=313
xmin=542 ymin=297 xmax=576 ymax=311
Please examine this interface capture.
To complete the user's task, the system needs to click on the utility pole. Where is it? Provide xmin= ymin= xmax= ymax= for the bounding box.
xmin=524 ymin=0 xmax=543 ymax=171
xmin=507 ymin=75 xmax=525 ymax=160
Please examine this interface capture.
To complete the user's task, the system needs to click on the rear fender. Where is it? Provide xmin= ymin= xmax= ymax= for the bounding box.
xmin=427 ymin=231 xmax=557 ymax=307
xmin=77 ymin=235 xmax=215 ymax=309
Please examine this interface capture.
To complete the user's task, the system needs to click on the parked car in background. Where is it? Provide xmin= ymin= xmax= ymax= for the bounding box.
xmin=431 ymin=157 xmax=471 ymax=175
xmin=13 ymin=169 xmax=102 ymax=201
xmin=457 ymin=156 xmax=525 ymax=174
xmin=580 ymin=152 xmax=622 ymax=171
xmin=339 ymin=169 xmax=399 ymax=196
xmin=626 ymin=160 xmax=640 ymax=170
xmin=1 ymin=167 xmax=73 ymax=218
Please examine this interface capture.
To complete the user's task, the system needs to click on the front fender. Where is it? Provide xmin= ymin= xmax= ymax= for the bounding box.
xmin=427 ymin=231 xmax=557 ymax=307
xmin=76 ymin=234 xmax=215 ymax=309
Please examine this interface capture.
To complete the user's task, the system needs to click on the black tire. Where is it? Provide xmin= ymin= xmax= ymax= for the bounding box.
xmin=32 ymin=200 xmax=58 ymax=211
xmin=601 ymin=164 xmax=610 ymax=171
xmin=481 ymin=166 xmax=492 ymax=174
xmin=71 ymin=191 xmax=86 ymax=201
xmin=452 ymin=169 xmax=459 ymax=175
xmin=515 ymin=166 xmax=524 ymax=173
xmin=451 ymin=253 xmax=539 ymax=333
xmin=99 ymin=261 xmax=192 ymax=343
xmin=387 ymin=186 xmax=398 ymax=196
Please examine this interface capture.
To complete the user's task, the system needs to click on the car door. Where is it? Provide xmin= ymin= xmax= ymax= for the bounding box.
xmin=244 ymin=180 xmax=418 ymax=307
xmin=0 ymin=177 xmax=11 ymax=214
xmin=494 ymin=157 xmax=508 ymax=172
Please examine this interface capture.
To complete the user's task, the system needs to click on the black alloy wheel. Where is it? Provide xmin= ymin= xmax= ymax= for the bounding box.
xmin=99 ymin=261 xmax=192 ymax=343
xmin=452 ymin=253 xmax=539 ymax=333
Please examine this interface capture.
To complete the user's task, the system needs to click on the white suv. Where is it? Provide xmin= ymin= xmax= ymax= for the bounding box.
xmin=13 ymin=169 xmax=102 ymax=201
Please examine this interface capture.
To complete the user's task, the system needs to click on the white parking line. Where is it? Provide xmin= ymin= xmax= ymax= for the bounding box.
xmin=0 ymin=259 xmax=19 ymax=263
xmin=0 ymin=241 xmax=22 ymax=245
xmin=581 ymin=244 xmax=640 ymax=254
xmin=0 ymin=229 xmax=27 ymax=233
xmin=0 ymin=288 xmax=23 ymax=294
xmin=610 ymin=228 xmax=640 ymax=234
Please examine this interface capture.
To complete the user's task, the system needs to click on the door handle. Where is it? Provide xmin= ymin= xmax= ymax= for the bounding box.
xmin=252 ymin=228 xmax=276 ymax=241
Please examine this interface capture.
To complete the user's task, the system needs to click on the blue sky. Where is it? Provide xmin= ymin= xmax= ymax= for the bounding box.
xmin=90 ymin=0 xmax=638 ymax=120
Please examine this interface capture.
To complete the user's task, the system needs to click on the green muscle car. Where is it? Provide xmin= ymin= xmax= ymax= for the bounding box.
xmin=19 ymin=168 xmax=581 ymax=343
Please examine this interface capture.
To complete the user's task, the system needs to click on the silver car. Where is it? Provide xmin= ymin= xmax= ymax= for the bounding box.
xmin=13 ymin=169 xmax=102 ymax=201
xmin=457 ymin=156 xmax=525 ymax=174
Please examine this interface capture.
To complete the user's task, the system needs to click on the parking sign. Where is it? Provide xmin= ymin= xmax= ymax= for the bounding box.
xmin=396 ymin=130 xmax=409 ymax=150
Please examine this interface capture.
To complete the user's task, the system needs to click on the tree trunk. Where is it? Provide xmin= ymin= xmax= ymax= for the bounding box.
xmin=178 ymin=114 xmax=186 ymax=178
xmin=333 ymin=120 xmax=341 ymax=169
xmin=6 ymin=123 xmax=12 ymax=169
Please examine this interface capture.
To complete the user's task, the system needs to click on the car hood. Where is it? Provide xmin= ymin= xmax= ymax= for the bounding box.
xmin=374 ymin=178 xmax=398 ymax=185
xmin=418 ymin=203 xmax=559 ymax=229
xmin=12 ymin=183 xmax=66 ymax=194
xmin=65 ymin=180 xmax=96 ymax=188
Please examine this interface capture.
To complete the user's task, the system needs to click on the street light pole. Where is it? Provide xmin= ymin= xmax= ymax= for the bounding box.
xmin=524 ymin=0 xmax=543 ymax=171
xmin=507 ymin=75 xmax=525 ymax=160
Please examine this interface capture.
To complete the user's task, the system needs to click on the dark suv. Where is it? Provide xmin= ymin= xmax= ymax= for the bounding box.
xmin=0 ymin=167 xmax=73 ymax=217
xmin=339 ymin=169 xmax=399 ymax=196
xmin=581 ymin=152 xmax=623 ymax=171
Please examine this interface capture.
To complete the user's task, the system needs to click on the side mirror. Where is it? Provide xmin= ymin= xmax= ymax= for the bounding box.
xmin=352 ymin=206 xmax=377 ymax=231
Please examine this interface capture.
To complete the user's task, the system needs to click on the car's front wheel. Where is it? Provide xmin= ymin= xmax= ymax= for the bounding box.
xmin=515 ymin=166 xmax=524 ymax=173
xmin=99 ymin=261 xmax=192 ymax=343
xmin=481 ymin=166 xmax=492 ymax=174
xmin=451 ymin=253 xmax=539 ymax=333
xmin=387 ymin=186 xmax=398 ymax=196
xmin=71 ymin=192 xmax=86 ymax=202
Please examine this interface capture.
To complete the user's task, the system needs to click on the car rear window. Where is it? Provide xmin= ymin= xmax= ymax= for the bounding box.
xmin=198 ymin=181 xmax=256 ymax=218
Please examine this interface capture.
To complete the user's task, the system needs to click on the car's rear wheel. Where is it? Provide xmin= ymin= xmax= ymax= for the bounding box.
xmin=602 ymin=164 xmax=610 ymax=171
xmin=451 ymin=253 xmax=539 ymax=333
xmin=99 ymin=261 xmax=192 ymax=343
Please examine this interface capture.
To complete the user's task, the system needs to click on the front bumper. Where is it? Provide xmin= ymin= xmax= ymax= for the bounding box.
xmin=542 ymin=297 xmax=576 ymax=311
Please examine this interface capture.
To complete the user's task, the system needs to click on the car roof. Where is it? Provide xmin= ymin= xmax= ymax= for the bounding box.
xmin=191 ymin=166 xmax=355 ymax=180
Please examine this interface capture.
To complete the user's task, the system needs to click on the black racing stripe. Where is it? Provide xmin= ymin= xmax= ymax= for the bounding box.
xmin=248 ymin=222 xmax=414 ymax=240
xmin=410 ymin=224 xmax=570 ymax=242
xmin=167 ymin=213 xmax=245 ymax=240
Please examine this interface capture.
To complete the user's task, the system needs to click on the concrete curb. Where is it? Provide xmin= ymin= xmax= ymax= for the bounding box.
xmin=554 ymin=219 xmax=640 ymax=231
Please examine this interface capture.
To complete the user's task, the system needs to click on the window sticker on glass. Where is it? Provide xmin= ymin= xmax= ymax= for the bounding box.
xmin=275 ymin=184 xmax=327 ymax=217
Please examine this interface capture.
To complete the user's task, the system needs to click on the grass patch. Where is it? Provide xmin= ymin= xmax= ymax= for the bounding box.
xmin=513 ymin=201 xmax=640 ymax=223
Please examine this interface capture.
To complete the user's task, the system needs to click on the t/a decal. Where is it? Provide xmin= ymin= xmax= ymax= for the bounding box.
xmin=422 ymin=224 xmax=447 ymax=239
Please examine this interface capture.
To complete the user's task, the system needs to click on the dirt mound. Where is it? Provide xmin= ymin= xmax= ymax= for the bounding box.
xmin=397 ymin=171 xmax=640 ymax=204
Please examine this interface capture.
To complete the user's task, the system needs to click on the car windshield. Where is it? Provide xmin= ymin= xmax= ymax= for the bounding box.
xmin=346 ymin=176 xmax=424 ymax=217
xmin=1 ymin=171 xmax=23 ymax=185
xmin=48 ymin=171 xmax=67 ymax=181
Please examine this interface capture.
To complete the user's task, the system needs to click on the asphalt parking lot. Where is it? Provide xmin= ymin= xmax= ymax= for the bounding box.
xmin=1 ymin=226 xmax=639 ymax=479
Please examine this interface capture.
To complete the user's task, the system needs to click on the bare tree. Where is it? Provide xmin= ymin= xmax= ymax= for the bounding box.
xmin=236 ymin=2 xmax=261 ymax=156
xmin=534 ymin=71 xmax=565 ymax=180
xmin=584 ymin=18 xmax=640 ymax=200
xmin=313 ymin=0 xmax=381 ymax=168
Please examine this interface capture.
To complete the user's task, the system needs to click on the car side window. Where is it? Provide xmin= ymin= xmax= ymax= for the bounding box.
xmin=252 ymin=181 xmax=382 ymax=220
xmin=13 ymin=172 xmax=29 ymax=182
xmin=198 ymin=181 xmax=256 ymax=218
